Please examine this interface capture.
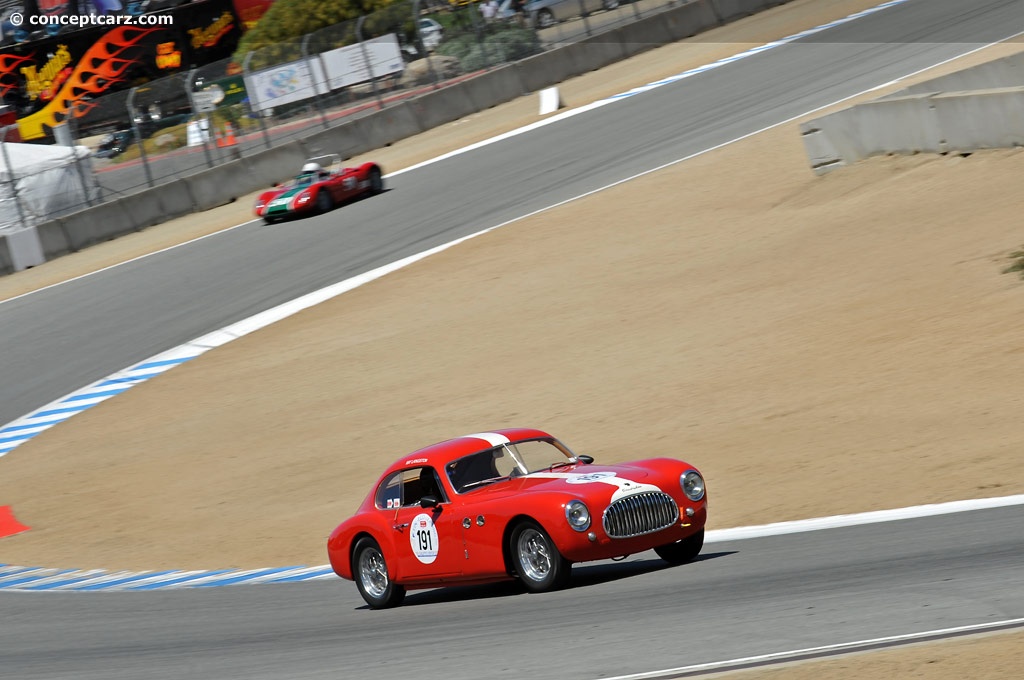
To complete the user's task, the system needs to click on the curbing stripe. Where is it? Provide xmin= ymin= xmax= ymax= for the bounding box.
xmin=1 ymin=495 xmax=1022 ymax=592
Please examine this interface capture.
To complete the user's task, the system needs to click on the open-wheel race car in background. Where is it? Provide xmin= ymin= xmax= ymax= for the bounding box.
xmin=327 ymin=428 xmax=708 ymax=609
xmin=254 ymin=154 xmax=384 ymax=224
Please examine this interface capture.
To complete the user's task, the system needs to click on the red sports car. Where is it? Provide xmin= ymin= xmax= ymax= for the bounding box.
xmin=254 ymin=155 xmax=383 ymax=224
xmin=327 ymin=428 xmax=708 ymax=608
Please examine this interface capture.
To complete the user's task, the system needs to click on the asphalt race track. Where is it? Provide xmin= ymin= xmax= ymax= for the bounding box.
xmin=2 ymin=0 xmax=1024 ymax=676
xmin=3 ymin=507 xmax=1023 ymax=679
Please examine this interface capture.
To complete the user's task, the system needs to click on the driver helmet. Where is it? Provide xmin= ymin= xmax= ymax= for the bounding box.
xmin=301 ymin=162 xmax=322 ymax=173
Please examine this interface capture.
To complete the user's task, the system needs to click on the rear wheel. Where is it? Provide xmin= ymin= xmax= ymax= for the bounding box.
xmin=368 ymin=167 xmax=384 ymax=194
xmin=509 ymin=521 xmax=570 ymax=592
xmin=353 ymin=537 xmax=405 ymax=609
xmin=654 ymin=529 xmax=704 ymax=565
xmin=263 ymin=216 xmax=279 ymax=225
xmin=602 ymin=0 xmax=619 ymax=8
xmin=536 ymin=9 xmax=555 ymax=28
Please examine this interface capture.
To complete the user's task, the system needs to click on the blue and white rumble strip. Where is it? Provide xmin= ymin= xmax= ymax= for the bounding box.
xmin=0 ymin=564 xmax=335 ymax=592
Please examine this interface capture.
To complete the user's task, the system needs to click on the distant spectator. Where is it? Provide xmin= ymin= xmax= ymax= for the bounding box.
xmin=481 ymin=0 xmax=499 ymax=21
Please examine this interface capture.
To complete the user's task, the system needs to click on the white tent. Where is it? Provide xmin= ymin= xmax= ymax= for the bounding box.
xmin=0 ymin=142 xmax=100 ymax=233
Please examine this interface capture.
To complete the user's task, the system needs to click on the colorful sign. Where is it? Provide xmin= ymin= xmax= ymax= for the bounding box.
xmin=155 ymin=41 xmax=181 ymax=69
xmin=0 ymin=0 xmax=244 ymax=139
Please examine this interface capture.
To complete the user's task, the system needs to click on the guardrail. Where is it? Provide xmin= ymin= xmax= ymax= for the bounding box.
xmin=2 ymin=0 xmax=791 ymax=275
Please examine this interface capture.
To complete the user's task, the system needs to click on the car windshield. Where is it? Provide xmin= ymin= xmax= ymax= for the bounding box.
xmin=445 ymin=438 xmax=577 ymax=493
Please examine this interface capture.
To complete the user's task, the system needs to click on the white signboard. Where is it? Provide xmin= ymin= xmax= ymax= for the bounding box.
xmin=320 ymin=34 xmax=405 ymax=91
xmin=244 ymin=34 xmax=404 ymax=114
xmin=245 ymin=59 xmax=320 ymax=113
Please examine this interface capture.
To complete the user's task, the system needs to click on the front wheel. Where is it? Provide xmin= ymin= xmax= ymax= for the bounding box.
xmin=509 ymin=521 xmax=570 ymax=592
xmin=353 ymin=537 xmax=405 ymax=609
xmin=535 ymin=9 xmax=555 ymax=28
xmin=602 ymin=0 xmax=620 ymax=9
xmin=316 ymin=189 xmax=333 ymax=214
xmin=654 ymin=529 xmax=704 ymax=565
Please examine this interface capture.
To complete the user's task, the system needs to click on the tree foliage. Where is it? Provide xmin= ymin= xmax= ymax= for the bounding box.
xmin=234 ymin=0 xmax=416 ymax=68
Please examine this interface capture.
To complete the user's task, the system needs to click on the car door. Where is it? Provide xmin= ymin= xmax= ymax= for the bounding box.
xmin=380 ymin=467 xmax=463 ymax=581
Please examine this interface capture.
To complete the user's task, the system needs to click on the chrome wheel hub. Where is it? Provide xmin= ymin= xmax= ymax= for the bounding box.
xmin=358 ymin=548 xmax=388 ymax=598
xmin=517 ymin=528 xmax=552 ymax=582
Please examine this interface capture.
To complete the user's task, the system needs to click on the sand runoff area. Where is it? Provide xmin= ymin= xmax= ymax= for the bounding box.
xmin=1 ymin=0 xmax=1022 ymax=675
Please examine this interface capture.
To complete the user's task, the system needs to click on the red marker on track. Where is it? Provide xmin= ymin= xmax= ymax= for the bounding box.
xmin=0 ymin=505 xmax=29 ymax=538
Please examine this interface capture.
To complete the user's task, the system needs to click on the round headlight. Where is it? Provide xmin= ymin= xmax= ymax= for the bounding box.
xmin=681 ymin=470 xmax=704 ymax=501
xmin=564 ymin=500 xmax=591 ymax=531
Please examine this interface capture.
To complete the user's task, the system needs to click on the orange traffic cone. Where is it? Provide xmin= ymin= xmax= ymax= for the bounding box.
xmin=217 ymin=122 xmax=237 ymax=148
xmin=0 ymin=505 xmax=29 ymax=538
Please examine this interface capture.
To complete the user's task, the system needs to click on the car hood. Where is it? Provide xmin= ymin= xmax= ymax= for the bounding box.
xmin=472 ymin=464 xmax=670 ymax=503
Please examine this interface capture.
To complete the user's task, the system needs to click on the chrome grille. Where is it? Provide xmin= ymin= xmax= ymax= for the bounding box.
xmin=602 ymin=491 xmax=679 ymax=539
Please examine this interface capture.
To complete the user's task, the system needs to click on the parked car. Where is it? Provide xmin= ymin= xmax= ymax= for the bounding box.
xmin=419 ymin=17 xmax=444 ymax=50
xmin=327 ymin=427 xmax=708 ymax=608
xmin=93 ymin=130 xmax=134 ymax=159
xmin=254 ymin=155 xmax=384 ymax=223
xmin=525 ymin=0 xmax=619 ymax=28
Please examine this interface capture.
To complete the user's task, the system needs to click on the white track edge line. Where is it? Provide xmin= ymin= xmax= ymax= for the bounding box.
xmin=596 ymin=618 xmax=1024 ymax=680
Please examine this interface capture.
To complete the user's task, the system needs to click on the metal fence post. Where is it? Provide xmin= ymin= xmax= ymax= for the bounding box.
xmin=66 ymin=112 xmax=96 ymax=208
xmin=413 ymin=0 xmax=441 ymax=88
xmin=242 ymin=51 xmax=273 ymax=149
xmin=126 ymin=87 xmax=155 ymax=188
xmin=467 ymin=4 xmax=496 ymax=67
xmin=1 ymin=125 xmax=30 ymax=229
xmin=577 ymin=0 xmax=593 ymax=37
xmin=356 ymin=15 xmax=385 ymax=110
xmin=302 ymin=34 xmax=330 ymax=129
xmin=185 ymin=67 xmax=217 ymax=168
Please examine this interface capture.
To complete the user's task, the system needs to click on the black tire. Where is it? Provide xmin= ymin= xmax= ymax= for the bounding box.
xmin=536 ymin=9 xmax=555 ymax=28
xmin=368 ymin=167 xmax=384 ymax=195
xmin=263 ymin=216 xmax=278 ymax=225
xmin=352 ymin=537 xmax=405 ymax=609
xmin=316 ymin=189 xmax=333 ymax=214
xmin=509 ymin=520 xmax=570 ymax=592
xmin=602 ymin=0 xmax=620 ymax=8
xmin=654 ymin=529 xmax=704 ymax=565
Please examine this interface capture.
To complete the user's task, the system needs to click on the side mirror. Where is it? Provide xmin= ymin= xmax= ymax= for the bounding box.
xmin=576 ymin=455 xmax=594 ymax=464
xmin=420 ymin=495 xmax=440 ymax=508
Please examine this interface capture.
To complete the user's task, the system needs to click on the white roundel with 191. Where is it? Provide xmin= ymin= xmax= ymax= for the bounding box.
xmin=410 ymin=513 xmax=439 ymax=564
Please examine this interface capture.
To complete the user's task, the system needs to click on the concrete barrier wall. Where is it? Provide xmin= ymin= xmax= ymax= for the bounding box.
xmin=407 ymin=81 xmax=481 ymax=130
xmin=460 ymin=65 xmax=528 ymax=112
xmin=360 ymin=101 xmax=425 ymax=149
xmin=35 ymin=219 xmax=72 ymax=259
xmin=5 ymin=0 xmax=797 ymax=276
xmin=0 ymin=235 xmax=13 ymax=276
xmin=932 ymin=87 xmax=1024 ymax=151
xmin=665 ymin=0 xmax=722 ymax=40
xmin=709 ymin=0 xmax=770 ymax=23
xmin=120 ymin=179 xmax=195 ymax=228
xmin=885 ymin=51 xmax=1024 ymax=99
xmin=58 ymin=199 xmax=137 ymax=251
xmin=801 ymin=87 xmax=1024 ymax=173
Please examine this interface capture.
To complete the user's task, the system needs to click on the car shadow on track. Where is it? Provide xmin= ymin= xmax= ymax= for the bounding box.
xmin=394 ymin=550 xmax=737 ymax=608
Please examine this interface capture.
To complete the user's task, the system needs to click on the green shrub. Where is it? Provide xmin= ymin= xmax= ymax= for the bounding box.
xmin=1003 ymin=246 xmax=1024 ymax=279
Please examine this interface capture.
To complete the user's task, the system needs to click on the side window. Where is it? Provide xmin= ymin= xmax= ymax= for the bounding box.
xmin=375 ymin=467 xmax=445 ymax=509
xmin=375 ymin=472 xmax=403 ymax=510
